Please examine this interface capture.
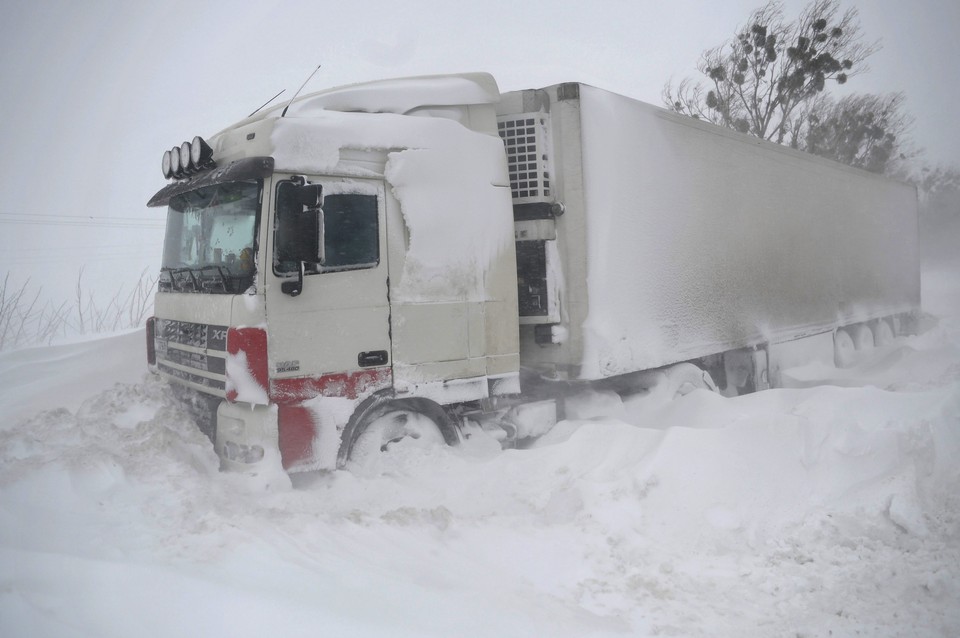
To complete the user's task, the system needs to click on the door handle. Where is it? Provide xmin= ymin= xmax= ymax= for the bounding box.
xmin=358 ymin=350 xmax=389 ymax=367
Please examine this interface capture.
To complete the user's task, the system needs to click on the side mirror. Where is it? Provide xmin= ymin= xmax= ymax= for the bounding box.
xmin=298 ymin=183 xmax=323 ymax=209
xmin=277 ymin=182 xmax=325 ymax=296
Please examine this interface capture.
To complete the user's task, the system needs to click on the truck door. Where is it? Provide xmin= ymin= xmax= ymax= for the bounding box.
xmin=266 ymin=177 xmax=392 ymax=399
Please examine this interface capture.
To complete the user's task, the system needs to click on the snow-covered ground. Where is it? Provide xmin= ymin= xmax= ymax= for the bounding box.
xmin=1 ymin=260 xmax=958 ymax=637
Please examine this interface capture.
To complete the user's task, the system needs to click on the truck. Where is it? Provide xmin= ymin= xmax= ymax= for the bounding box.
xmin=146 ymin=72 xmax=920 ymax=473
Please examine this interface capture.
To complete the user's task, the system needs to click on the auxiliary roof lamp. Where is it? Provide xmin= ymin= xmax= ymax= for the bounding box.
xmin=161 ymin=136 xmax=215 ymax=180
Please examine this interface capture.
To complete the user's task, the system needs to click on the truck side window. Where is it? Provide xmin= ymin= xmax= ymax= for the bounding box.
xmin=274 ymin=185 xmax=379 ymax=275
xmin=322 ymin=194 xmax=379 ymax=269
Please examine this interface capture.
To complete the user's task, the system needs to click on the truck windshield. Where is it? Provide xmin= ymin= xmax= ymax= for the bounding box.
xmin=159 ymin=181 xmax=261 ymax=294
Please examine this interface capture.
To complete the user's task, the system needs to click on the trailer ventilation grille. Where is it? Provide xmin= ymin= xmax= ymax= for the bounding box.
xmin=497 ymin=113 xmax=552 ymax=203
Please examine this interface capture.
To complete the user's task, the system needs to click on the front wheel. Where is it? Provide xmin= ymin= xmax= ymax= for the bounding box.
xmin=337 ymin=397 xmax=458 ymax=469
xmin=663 ymin=362 xmax=718 ymax=397
xmin=352 ymin=409 xmax=445 ymax=459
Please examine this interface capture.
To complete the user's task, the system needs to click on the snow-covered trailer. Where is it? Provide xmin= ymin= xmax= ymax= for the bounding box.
xmin=146 ymin=73 xmax=920 ymax=474
xmin=496 ymin=82 xmax=919 ymax=392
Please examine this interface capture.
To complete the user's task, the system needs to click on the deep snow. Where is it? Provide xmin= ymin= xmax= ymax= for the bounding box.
xmin=1 ymin=261 xmax=958 ymax=637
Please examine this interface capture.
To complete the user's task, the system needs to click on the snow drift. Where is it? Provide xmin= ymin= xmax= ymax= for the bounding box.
xmin=1 ymin=262 xmax=958 ymax=636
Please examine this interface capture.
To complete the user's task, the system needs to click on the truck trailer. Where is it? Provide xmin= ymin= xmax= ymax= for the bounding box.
xmin=146 ymin=72 xmax=920 ymax=473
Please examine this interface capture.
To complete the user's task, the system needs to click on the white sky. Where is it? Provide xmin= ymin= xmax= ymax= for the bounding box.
xmin=0 ymin=0 xmax=957 ymax=303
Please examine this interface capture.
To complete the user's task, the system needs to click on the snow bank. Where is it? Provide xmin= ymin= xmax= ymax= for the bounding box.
xmin=1 ymin=262 xmax=958 ymax=636
xmin=0 ymin=329 xmax=145 ymax=423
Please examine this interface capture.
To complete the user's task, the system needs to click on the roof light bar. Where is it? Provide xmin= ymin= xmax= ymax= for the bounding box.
xmin=191 ymin=136 xmax=214 ymax=167
xmin=180 ymin=142 xmax=193 ymax=175
xmin=160 ymin=136 xmax=216 ymax=180
xmin=170 ymin=146 xmax=182 ymax=176
xmin=161 ymin=150 xmax=173 ymax=179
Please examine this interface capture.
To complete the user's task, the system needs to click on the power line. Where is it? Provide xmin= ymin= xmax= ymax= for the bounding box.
xmin=0 ymin=213 xmax=165 ymax=229
xmin=1 ymin=254 xmax=160 ymax=267
xmin=0 ymin=220 xmax=164 ymax=229
xmin=0 ymin=212 xmax=164 ymax=220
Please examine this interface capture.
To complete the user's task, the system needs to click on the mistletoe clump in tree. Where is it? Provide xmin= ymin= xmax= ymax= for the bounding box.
xmin=802 ymin=92 xmax=914 ymax=173
xmin=664 ymin=0 xmax=876 ymax=145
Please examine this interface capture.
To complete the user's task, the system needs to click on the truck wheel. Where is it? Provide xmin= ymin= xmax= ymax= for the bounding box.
xmin=663 ymin=362 xmax=718 ymax=397
xmin=850 ymin=324 xmax=874 ymax=351
xmin=874 ymin=320 xmax=895 ymax=346
xmin=338 ymin=397 xmax=458 ymax=469
xmin=834 ymin=328 xmax=856 ymax=368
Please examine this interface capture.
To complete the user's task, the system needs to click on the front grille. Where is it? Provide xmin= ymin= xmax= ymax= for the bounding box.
xmin=157 ymin=363 xmax=227 ymax=392
xmin=160 ymin=347 xmax=227 ymax=374
xmin=155 ymin=319 xmax=227 ymax=350
xmin=154 ymin=319 xmax=229 ymax=396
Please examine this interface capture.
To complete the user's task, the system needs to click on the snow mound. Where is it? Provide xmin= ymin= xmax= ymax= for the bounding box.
xmin=1 ymin=264 xmax=959 ymax=636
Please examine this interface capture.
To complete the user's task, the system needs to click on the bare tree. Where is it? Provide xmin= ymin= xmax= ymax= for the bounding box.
xmin=0 ymin=269 xmax=157 ymax=351
xmin=664 ymin=0 xmax=877 ymax=144
xmin=914 ymin=164 xmax=960 ymax=223
xmin=124 ymin=268 xmax=158 ymax=328
xmin=0 ymin=275 xmax=67 ymax=350
xmin=0 ymin=274 xmax=32 ymax=349
xmin=914 ymin=164 xmax=960 ymax=259
xmin=69 ymin=267 xmax=157 ymax=335
xmin=802 ymin=92 xmax=915 ymax=174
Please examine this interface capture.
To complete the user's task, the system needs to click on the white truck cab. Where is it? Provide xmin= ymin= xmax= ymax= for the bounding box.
xmin=148 ymin=73 xmax=521 ymax=472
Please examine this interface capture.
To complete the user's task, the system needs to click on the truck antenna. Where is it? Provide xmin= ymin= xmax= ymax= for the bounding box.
xmin=248 ymin=89 xmax=286 ymax=118
xmin=281 ymin=64 xmax=322 ymax=118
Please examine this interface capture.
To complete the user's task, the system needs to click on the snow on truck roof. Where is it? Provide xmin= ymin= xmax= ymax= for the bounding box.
xmin=222 ymin=72 xmax=501 ymax=133
xmin=283 ymin=72 xmax=499 ymax=115
xmin=207 ymin=71 xmax=507 ymax=176
xmin=210 ymin=72 xmax=514 ymax=305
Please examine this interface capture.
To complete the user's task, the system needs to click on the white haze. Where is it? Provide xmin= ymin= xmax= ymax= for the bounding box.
xmin=0 ymin=0 xmax=958 ymax=310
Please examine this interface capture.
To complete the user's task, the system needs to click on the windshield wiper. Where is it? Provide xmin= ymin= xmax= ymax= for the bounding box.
xmin=161 ymin=266 xmax=199 ymax=292
xmin=160 ymin=265 xmax=252 ymax=294
xmin=198 ymin=266 xmax=229 ymax=292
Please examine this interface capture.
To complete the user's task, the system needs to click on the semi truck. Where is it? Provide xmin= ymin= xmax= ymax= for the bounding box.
xmin=146 ymin=72 xmax=920 ymax=473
